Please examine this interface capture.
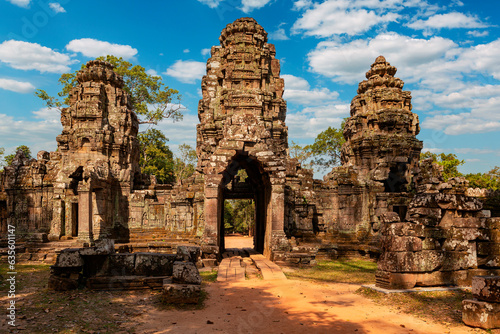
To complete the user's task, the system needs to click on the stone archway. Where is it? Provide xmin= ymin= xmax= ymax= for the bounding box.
xmin=219 ymin=154 xmax=271 ymax=254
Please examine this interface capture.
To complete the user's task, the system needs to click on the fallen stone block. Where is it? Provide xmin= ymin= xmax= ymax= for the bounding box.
xmin=48 ymin=274 xmax=79 ymax=291
xmin=472 ymin=276 xmax=500 ymax=303
xmin=172 ymin=261 xmax=202 ymax=285
xmin=55 ymin=249 xmax=84 ymax=267
xmin=176 ymin=245 xmax=201 ymax=263
xmin=162 ymin=283 xmax=201 ymax=304
xmin=462 ymin=299 xmax=500 ymax=329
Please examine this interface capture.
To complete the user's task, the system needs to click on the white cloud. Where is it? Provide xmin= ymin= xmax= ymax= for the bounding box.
xmin=0 ymin=78 xmax=35 ymax=93
xmin=307 ymin=32 xmax=457 ymax=84
xmin=269 ymin=28 xmax=290 ymax=41
xmin=240 ymin=0 xmax=273 ymax=13
xmin=0 ymin=40 xmax=75 ymax=73
xmin=292 ymin=0 xmax=313 ymax=11
xmin=197 ymin=0 xmax=223 ymax=8
xmin=6 ymin=0 xmax=30 ymax=8
xmin=422 ymin=113 xmax=500 ymax=135
xmin=456 ymin=39 xmax=500 ymax=80
xmin=164 ymin=60 xmax=206 ymax=84
xmin=0 ymin=109 xmax=62 ymax=156
xmin=407 ymin=12 xmax=489 ymax=32
xmin=201 ymin=48 xmax=211 ymax=57
xmin=66 ymin=38 xmax=138 ymax=60
xmin=291 ymin=0 xmax=401 ymax=37
xmin=183 ymin=49 xmax=190 ymax=53
xmin=49 ymin=3 xmax=66 ymax=13
xmin=146 ymin=69 xmax=159 ymax=77
xmin=467 ymin=30 xmax=489 ymax=37
xmin=282 ymin=74 xmax=339 ymax=105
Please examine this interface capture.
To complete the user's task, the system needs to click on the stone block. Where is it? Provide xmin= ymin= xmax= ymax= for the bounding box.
xmin=135 ymin=253 xmax=176 ymax=276
xmin=172 ymin=261 xmax=202 ymax=285
xmin=478 ymin=243 xmax=500 ymax=256
xmin=162 ymin=283 xmax=201 ymax=304
xmin=176 ymin=245 xmax=201 ymax=263
xmin=472 ymin=276 xmax=500 ymax=303
xmin=106 ymin=254 xmax=136 ymax=276
xmin=378 ymin=250 xmax=443 ymax=273
xmin=462 ymin=299 xmax=500 ymax=329
xmin=79 ymin=239 xmax=115 ymax=256
xmin=382 ymin=235 xmax=422 ymax=252
xmin=55 ymin=249 xmax=84 ymax=267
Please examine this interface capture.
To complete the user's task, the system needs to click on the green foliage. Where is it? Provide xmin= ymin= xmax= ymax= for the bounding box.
xmin=138 ymin=129 xmax=174 ymax=184
xmin=4 ymin=145 xmax=32 ymax=166
xmin=465 ymin=166 xmax=500 ymax=190
xmin=305 ymin=122 xmax=346 ymax=171
xmin=289 ymin=141 xmax=311 ymax=167
xmin=35 ymin=55 xmax=183 ymax=125
xmin=420 ymin=151 xmax=464 ymax=181
xmin=223 ymin=199 xmax=255 ymax=234
xmin=173 ymin=144 xmax=197 ymax=183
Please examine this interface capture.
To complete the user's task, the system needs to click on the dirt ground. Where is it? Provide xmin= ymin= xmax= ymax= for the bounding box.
xmin=1 ymin=236 xmax=492 ymax=334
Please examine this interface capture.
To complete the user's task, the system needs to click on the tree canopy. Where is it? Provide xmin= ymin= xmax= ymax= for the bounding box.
xmin=35 ymin=55 xmax=184 ymax=125
xmin=173 ymin=144 xmax=197 ymax=184
xmin=138 ymin=129 xmax=175 ymax=184
xmin=420 ymin=152 xmax=464 ymax=181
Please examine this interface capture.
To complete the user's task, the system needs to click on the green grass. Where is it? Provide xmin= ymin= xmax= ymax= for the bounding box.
xmin=357 ymin=287 xmax=473 ymax=327
xmin=199 ymin=269 xmax=218 ymax=283
xmin=284 ymin=259 xmax=377 ymax=284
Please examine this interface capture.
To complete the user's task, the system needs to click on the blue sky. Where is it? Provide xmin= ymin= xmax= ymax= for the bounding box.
xmin=0 ymin=0 xmax=499 ymax=178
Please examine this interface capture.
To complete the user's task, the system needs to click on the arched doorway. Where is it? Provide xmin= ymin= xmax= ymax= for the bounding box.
xmin=219 ymin=154 xmax=271 ymax=254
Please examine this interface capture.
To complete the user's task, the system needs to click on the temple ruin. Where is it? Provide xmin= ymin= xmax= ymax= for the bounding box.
xmin=1 ymin=17 xmax=499 ymax=290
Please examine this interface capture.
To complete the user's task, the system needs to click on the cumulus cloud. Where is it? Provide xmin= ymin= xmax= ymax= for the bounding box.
xmin=6 ymin=0 xmax=30 ymax=8
xmin=467 ymin=30 xmax=489 ymax=37
xmin=240 ymin=0 xmax=273 ymax=13
xmin=49 ymin=3 xmax=66 ymax=13
xmin=0 ymin=40 xmax=75 ymax=73
xmin=269 ymin=28 xmax=290 ymax=41
xmin=307 ymin=32 xmax=457 ymax=84
xmin=164 ymin=60 xmax=206 ymax=84
xmin=282 ymin=74 xmax=339 ymax=105
xmin=201 ymin=48 xmax=211 ymax=57
xmin=291 ymin=0 xmax=401 ymax=37
xmin=422 ymin=113 xmax=500 ymax=135
xmin=146 ymin=69 xmax=159 ymax=77
xmin=0 ymin=108 xmax=62 ymax=155
xmin=197 ymin=0 xmax=223 ymax=8
xmin=66 ymin=38 xmax=138 ymax=60
xmin=0 ymin=78 xmax=35 ymax=93
xmin=407 ymin=12 xmax=489 ymax=33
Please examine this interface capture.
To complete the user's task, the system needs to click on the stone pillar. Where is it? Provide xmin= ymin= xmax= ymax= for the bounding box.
xmin=266 ymin=183 xmax=289 ymax=259
xmin=203 ymin=185 xmax=219 ymax=247
xmin=78 ymin=188 xmax=93 ymax=242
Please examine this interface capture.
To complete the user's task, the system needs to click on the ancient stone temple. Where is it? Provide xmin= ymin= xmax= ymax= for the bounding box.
xmin=0 ymin=17 xmax=499 ymax=289
xmin=197 ymin=17 xmax=290 ymax=257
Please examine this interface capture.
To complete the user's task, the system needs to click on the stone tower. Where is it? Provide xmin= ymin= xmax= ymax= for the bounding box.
xmin=197 ymin=17 xmax=290 ymax=256
xmin=342 ymin=55 xmax=423 ymax=192
xmin=52 ymin=60 xmax=140 ymax=241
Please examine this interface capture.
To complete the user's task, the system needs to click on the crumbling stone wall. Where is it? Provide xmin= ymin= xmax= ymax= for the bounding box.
xmin=376 ymin=159 xmax=500 ymax=289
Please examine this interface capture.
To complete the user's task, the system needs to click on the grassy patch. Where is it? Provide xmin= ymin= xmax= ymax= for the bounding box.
xmin=357 ymin=287 xmax=473 ymax=327
xmin=200 ymin=269 xmax=218 ymax=283
xmin=284 ymin=259 xmax=377 ymax=284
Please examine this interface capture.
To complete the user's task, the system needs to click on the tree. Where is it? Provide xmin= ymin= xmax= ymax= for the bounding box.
xmin=0 ymin=147 xmax=4 ymax=170
xmin=35 ymin=55 xmax=184 ymax=125
xmin=137 ymin=129 xmax=175 ymax=184
xmin=173 ymin=144 xmax=197 ymax=183
xmin=305 ymin=123 xmax=346 ymax=171
xmin=465 ymin=167 xmax=500 ymax=190
xmin=5 ymin=145 xmax=32 ymax=166
xmin=289 ymin=141 xmax=311 ymax=167
xmin=420 ymin=152 xmax=464 ymax=181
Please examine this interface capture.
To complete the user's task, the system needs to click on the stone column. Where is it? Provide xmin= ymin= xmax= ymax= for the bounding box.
xmin=266 ymin=183 xmax=288 ymax=259
xmin=77 ymin=187 xmax=93 ymax=242
xmin=203 ymin=185 xmax=219 ymax=247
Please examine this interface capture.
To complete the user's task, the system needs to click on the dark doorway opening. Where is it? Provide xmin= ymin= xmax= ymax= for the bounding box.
xmin=219 ymin=155 xmax=270 ymax=254
xmin=71 ymin=203 xmax=79 ymax=237
xmin=393 ymin=205 xmax=408 ymax=221
xmin=384 ymin=163 xmax=408 ymax=193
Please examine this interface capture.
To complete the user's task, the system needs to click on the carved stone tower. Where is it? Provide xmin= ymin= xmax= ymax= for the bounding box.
xmin=342 ymin=55 xmax=423 ymax=192
xmin=53 ymin=60 xmax=140 ymax=241
xmin=197 ymin=18 xmax=289 ymax=257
